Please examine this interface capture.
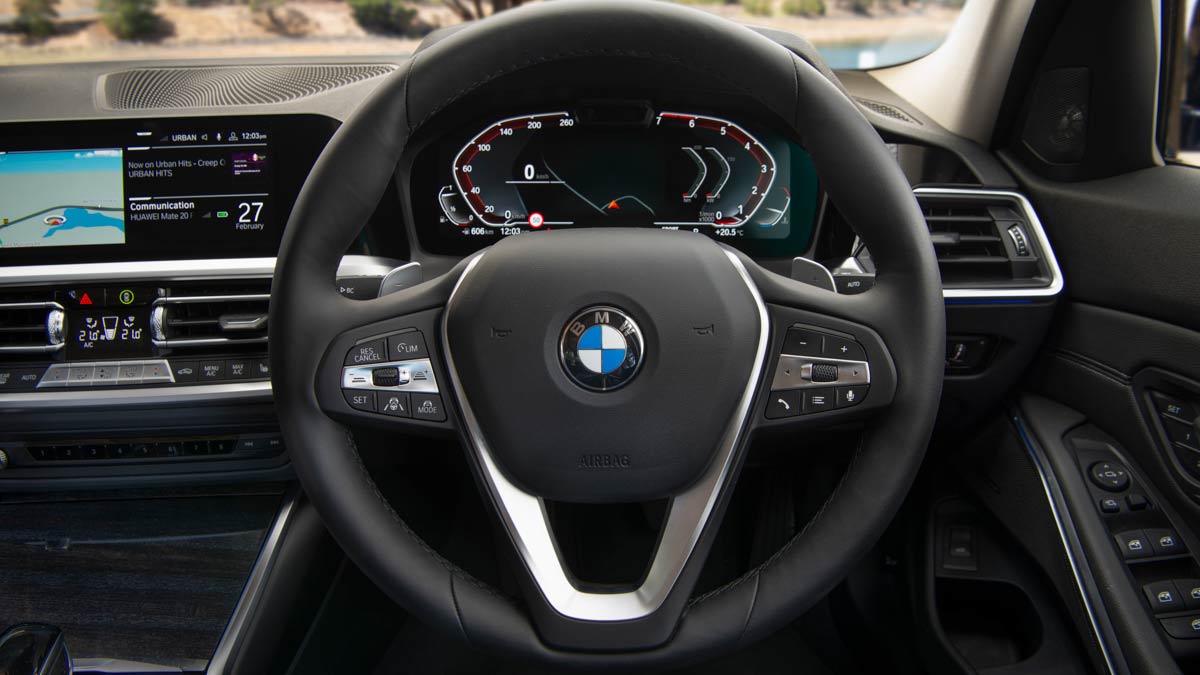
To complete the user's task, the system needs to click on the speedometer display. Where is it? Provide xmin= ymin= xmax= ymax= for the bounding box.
xmin=421 ymin=106 xmax=820 ymax=256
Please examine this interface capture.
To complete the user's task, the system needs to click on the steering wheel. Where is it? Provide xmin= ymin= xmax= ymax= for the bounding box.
xmin=271 ymin=0 xmax=944 ymax=668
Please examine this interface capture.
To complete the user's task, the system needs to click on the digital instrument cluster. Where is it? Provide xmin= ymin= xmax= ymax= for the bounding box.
xmin=414 ymin=107 xmax=820 ymax=257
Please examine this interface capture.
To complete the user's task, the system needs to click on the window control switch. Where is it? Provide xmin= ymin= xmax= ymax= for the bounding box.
xmin=1115 ymin=530 xmax=1154 ymax=560
xmin=1145 ymin=581 xmax=1185 ymax=613
xmin=1146 ymin=528 xmax=1187 ymax=556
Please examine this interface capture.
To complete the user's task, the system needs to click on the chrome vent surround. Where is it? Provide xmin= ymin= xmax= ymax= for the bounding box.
xmin=855 ymin=97 xmax=921 ymax=125
xmin=151 ymin=281 xmax=270 ymax=348
xmin=914 ymin=189 xmax=1061 ymax=296
xmin=0 ymin=292 xmax=64 ymax=354
xmin=100 ymin=64 xmax=396 ymax=110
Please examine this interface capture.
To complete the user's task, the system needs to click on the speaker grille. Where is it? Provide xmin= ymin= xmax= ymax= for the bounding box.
xmin=855 ymin=97 xmax=921 ymax=125
xmin=1021 ymin=67 xmax=1090 ymax=165
xmin=101 ymin=64 xmax=396 ymax=110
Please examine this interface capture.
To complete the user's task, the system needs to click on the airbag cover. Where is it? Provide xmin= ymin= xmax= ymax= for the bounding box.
xmin=445 ymin=229 xmax=761 ymax=503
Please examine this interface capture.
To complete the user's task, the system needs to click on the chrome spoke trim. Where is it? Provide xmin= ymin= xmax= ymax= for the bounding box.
xmin=441 ymin=249 xmax=770 ymax=622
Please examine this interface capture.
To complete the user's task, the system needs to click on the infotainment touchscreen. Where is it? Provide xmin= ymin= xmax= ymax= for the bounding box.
xmin=0 ymin=115 xmax=339 ymax=265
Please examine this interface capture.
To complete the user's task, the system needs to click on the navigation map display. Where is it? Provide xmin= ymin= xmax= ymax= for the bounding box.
xmin=0 ymin=115 xmax=342 ymax=266
xmin=0 ymin=148 xmax=126 ymax=250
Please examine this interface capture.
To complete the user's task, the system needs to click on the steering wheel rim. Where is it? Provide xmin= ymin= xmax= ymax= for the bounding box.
xmin=270 ymin=0 xmax=944 ymax=669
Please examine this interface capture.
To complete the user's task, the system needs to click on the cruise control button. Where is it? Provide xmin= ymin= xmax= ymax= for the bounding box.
xmin=388 ymin=332 xmax=429 ymax=361
xmin=1160 ymin=616 xmax=1200 ymax=640
xmin=170 ymin=360 xmax=199 ymax=383
xmin=412 ymin=394 xmax=446 ymax=422
xmin=782 ymin=328 xmax=823 ymax=356
xmin=345 ymin=339 xmax=387 ymax=366
xmin=343 ymin=390 xmax=376 ymax=413
xmin=766 ymin=390 xmax=800 ymax=419
xmin=379 ymin=393 xmax=411 ymax=417
xmin=1116 ymin=530 xmax=1153 ymax=560
xmin=1145 ymin=581 xmax=1184 ymax=613
xmin=1147 ymin=528 xmax=1186 ymax=556
xmin=822 ymin=335 xmax=866 ymax=361
xmin=373 ymin=367 xmax=401 ymax=387
xmin=1089 ymin=462 xmax=1129 ymax=491
xmin=804 ymin=389 xmax=835 ymax=413
xmin=836 ymin=385 xmax=868 ymax=408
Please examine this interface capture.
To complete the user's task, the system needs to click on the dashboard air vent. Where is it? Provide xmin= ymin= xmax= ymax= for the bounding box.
xmin=101 ymin=64 xmax=397 ymax=110
xmin=917 ymin=193 xmax=1047 ymax=289
xmin=152 ymin=282 xmax=270 ymax=348
xmin=0 ymin=293 xmax=64 ymax=355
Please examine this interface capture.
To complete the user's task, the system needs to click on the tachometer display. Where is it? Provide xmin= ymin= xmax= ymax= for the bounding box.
xmin=446 ymin=110 xmax=785 ymax=230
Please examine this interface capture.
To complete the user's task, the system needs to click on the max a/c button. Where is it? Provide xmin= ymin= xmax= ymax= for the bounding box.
xmin=344 ymin=390 xmax=376 ymax=413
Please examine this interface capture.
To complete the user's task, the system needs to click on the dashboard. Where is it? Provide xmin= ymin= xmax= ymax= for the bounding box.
xmin=412 ymin=103 xmax=820 ymax=257
xmin=0 ymin=56 xmax=1063 ymax=490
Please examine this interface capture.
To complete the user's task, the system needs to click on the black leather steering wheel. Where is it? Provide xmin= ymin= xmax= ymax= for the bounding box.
xmin=271 ymin=0 xmax=944 ymax=669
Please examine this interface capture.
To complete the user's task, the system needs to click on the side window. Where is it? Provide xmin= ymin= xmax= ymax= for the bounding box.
xmin=1166 ymin=0 xmax=1200 ymax=165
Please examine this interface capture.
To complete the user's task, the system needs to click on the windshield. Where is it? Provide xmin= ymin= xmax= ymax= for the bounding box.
xmin=0 ymin=0 xmax=964 ymax=67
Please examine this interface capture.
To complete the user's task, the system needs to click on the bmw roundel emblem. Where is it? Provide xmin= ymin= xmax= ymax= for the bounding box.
xmin=560 ymin=306 xmax=644 ymax=392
